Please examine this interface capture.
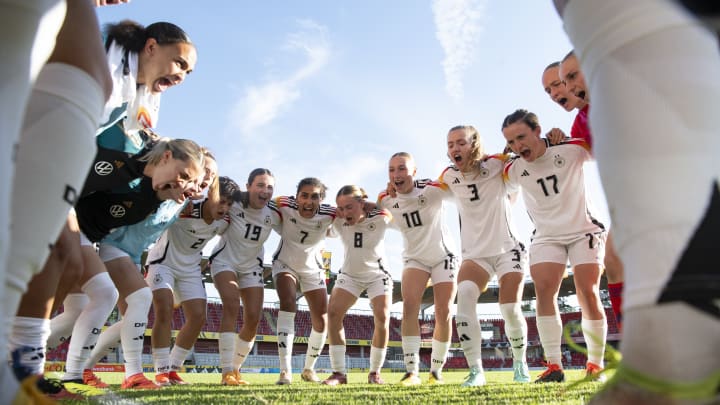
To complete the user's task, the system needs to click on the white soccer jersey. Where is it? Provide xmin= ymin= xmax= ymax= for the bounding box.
xmin=146 ymin=201 xmax=230 ymax=272
xmin=329 ymin=208 xmax=393 ymax=283
xmin=209 ymin=201 xmax=281 ymax=271
xmin=503 ymin=139 xmax=604 ymax=243
xmin=377 ymin=179 xmax=456 ymax=266
xmin=439 ymin=154 xmax=519 ymax=258
xmin=270 ymin=196 xmax=336 ymax=271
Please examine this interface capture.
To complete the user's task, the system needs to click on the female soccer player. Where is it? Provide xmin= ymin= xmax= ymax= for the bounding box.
xmin=557 ymin=51 xmax=625 ymax=329
xmin=148 ymin=176 xmax=237 ymax=386
xmin=270 ymin=178 xmax=336 ymax=385
xmin=439 ymin=125 xmax=530 ymax=386
xmin=378 ymin=152 xmax=457 ymax=386
xmin=557 ymin=0 xmax=720 ymax=402
xmin=74 ymin=138 xmax=204 ymax=391
xmin=209 ymin=168 xmax=281 ymax=386
xmin=322 ymin=185 xmax=393 ymax=386
xmin=502 ymin=109 xmax=607 ymax=383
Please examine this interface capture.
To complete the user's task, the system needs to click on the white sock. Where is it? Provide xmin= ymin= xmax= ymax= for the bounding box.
xmin=64 ymin=273 xmax=118 ymax=380
xmin=581 ymin=317 xmax=607 ymax=367
xmin=219 ymin=332 xmax=235 ymax=374
xmin=401 ymin=335 xmax=420 ymax=374
xmin=121 ymin=287 xmax=152 ymax=378
xmin=455 ymin=280 xmax=483 ymax=369
xmin=232 ymin=337 xmax=254 ymax=371
xmin=329 ymin=345 xmax=346 ymax=374
xmin=369 ymin=345 xmax=386 ymax=373
xmin=170 ymin=345 xmax=191 ymax=371
xmin=303 ymin=328 xmax=326 ymax=370
xmin=499 ymin=302 xmax=528 ymax=364
xmin=277 ymin=311 xmax=295 ymax=372
xmin=0 ymin=1 xmax=65 ymax=378
xmin=153 ymin=347 xmax=170 ymax=375
xmin=536 ymin=315 xmax=563 ymax=367
xmin=8 ymin=316 xmax=51 ymax=376
xmin=430 ymin=339 xmax=450 ymax=373
xmin=6 ymin=63 xmax=103 ymax=324
xmin=86 ymin=320 xmax=121 ymax=370
xmin=47 ymin=293 xmax=89 ymax=351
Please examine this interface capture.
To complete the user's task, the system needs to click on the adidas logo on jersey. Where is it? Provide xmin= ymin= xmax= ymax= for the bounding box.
xmin=521 ymin=170 xmax=530 ymax=177
xmin=290 ymin=218 xmax=297 ymax=224
xmin=392 ymin=203 xmax=400 ymax=208
xmin=453 ymin=178 xmax=461 ymax=184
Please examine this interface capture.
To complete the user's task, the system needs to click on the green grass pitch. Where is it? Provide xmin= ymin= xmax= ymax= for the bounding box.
xmin=51 ymin=369 xmax=608 ymax=404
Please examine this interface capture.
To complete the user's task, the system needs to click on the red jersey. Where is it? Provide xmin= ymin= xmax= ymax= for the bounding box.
xmin=571 ymin=104 xmax=593 ymax=151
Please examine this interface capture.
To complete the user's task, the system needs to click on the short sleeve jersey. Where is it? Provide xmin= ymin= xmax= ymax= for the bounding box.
xmin=377 ymin=179 xmax=456 ymax=266
xmin=439 ymin=155 xmax=519 ymax=258
xmin=503 ymin=139 xmax=604 ymax=243
xmin=147 ymin=201 xmax=230 ymax=271
xmin=210 ymin=201 xmax=281 ymax=271
xmin=270 ymin=196 xmax=336 ymax=271
xmin=329 ymin=208 xmax=392 ymax=282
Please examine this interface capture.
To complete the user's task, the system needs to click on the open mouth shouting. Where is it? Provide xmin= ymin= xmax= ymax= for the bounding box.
xmin=153 ymin=76 xmax=174 ymax=93
xmin=519 ymin=147 xmax=532 ymax=159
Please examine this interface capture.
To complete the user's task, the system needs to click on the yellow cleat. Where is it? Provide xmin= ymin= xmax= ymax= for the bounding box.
xmin=427 ymin=370 xmax=445 ymax=385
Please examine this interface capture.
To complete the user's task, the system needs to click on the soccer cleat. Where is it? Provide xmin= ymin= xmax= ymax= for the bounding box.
xmin=120 ymin=373 xmax=161 ymax=390
xmin=35 ymin=376 xmax=85 ymax=400
xmin=221 ymin=371 xmax=241 ymax=386
xmin=167 ymin=371 xmax=189 ymax=385
xmin=301 ymin=368 xmax=320 ymax=383
xmin=513 ymin=361 xmax=531 ymax=383
xmin=233 ymin=371 xmax=250 ymax=386
xmin=61 ymin=380 xmax=108 ymax=397
xmin=17 ymin=375 xmax=56 ymax=405
xmin=398 ymin=371 xmax=421 ymax=386
xmin=534 ymin=363 xmax=565 ymax=383
xmin=155 ymin=373 xmax=171 ymax=387
xmin=461 ymin=366 xmax=486 ymax=387
xmin=367 ymin=371 xmax=385 ymax=384
xmin=427 ymin=370 xmax=444 ymax=385
xmin=82 ymin=369 xmax=109 ymax=388
xmin=275 ymin=370 xmax=292 ymax=385
xmin=588 ymin=362 xmax=720 ymax=404
xmin=585 ymin=362 xmax=606 ymax=382
xmin=321 ymin=372 xmax=347 ymax=386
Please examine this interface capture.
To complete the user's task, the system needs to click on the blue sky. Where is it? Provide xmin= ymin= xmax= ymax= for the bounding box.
xmin=97 ymin=1 xmax=608 ymax=314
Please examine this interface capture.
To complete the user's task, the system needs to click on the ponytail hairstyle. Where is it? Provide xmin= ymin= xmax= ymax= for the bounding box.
xmin=104 ymin=20 xmax=193 ymax=52
xmin=448 ymin=125 xmax=484 ymax=173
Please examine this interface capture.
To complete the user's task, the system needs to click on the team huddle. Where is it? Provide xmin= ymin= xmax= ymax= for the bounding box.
xmin=2 ymin=0 xmax=720 ymax=404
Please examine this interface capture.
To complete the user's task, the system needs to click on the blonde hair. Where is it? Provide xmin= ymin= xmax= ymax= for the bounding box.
xmin=140 ymin=138 xmax=205 ymax=170
xmin=336 ymin=185 xmax=368 ymax=201
xmin=448 ymin=125 xmax=484 ymax=173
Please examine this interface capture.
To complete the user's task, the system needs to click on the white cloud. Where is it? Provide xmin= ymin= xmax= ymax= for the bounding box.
xmin=230 ymin=20 xmax=330 ymax=135
xmin=432 ymin=0 xmax=487 ymax=102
